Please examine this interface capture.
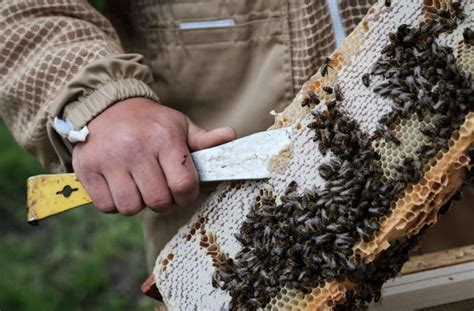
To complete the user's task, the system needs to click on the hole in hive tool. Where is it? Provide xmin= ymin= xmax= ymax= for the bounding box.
xmin=56 ymin=185 xmax=79 ymax=198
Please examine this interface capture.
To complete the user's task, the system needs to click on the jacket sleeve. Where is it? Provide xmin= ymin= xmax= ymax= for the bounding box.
xmin=0 ymin=0 xmax=159 ymax=173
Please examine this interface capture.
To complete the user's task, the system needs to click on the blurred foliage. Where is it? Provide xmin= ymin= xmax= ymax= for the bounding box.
xmin=89 ymin=0 xmax=107 ymax=13
xmin=0 ymin=122 xmax=154 ymax=310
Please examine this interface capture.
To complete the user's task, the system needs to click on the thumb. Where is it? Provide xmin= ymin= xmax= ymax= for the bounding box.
xmin=187 ymin=118 xmax=237 ymax=151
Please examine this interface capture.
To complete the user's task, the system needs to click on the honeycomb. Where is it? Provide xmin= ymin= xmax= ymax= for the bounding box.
xmin=152 ymin=1 xmax=474 ymax=310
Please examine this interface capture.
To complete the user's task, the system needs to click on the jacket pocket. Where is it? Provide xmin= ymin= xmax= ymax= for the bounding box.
xmin=140 ymin=0 xmax=293 ymax=136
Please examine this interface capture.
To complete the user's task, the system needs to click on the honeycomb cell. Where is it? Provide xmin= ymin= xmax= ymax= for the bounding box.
xmin=458 ymin=154 xmax=470 ymax=166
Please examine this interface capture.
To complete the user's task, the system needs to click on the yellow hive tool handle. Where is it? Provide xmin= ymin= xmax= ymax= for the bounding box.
xmin=27 ymin=173 xmax=92 ymax=223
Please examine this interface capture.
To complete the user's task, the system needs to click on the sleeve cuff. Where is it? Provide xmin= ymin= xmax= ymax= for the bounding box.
xmin=46 ymin=53 xmax=160 ymax=171
xmin=63 ymin=78 xmax=159 ymax=129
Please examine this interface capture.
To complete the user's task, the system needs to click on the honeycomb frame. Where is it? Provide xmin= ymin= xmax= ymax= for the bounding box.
xmin=152 ymin=1 xmax=474 ymax=309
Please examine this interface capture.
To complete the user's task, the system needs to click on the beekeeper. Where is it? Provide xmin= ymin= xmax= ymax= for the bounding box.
xmin=2 ymin=0 xmax=469 ymax=273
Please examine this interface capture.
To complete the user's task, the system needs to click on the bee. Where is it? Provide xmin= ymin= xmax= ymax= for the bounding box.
xmin=336 ymin=119 xmax=356 ymax=134
xmin=297 ymin=271 xmax=307 ymax=282
xmin=392 ymin=162 xmax=405 ymax=174
xmin=372 ymin=126 xmax=384 ymax=140
xmin=326 ymin=222 xmax=344 ymax=233
xmin=326 ymin=99 xmax=337 ymax=110
xmin=334 ymin=84 xmax=344 ymax=101
xmin=356 ymin=226 xmax=371 ymax=242
xmin=334 ymin=234 xmax=354 ymax=247
xmin=381 ymin=126 xmax=401 ymax=145
xmin=413 ymin=159 xmax=423 ymax=173
xmin=313 ymin=233 xmax=336 ymax=246
xmin=212 ymin=271 xmax=220 ymax=288
xmin=307 ymin=120 xmax=325 ymax=130
xmin=308 ymin=90 xmax=321 ymax=104
xmin=392 ymin=181 xmax=407 ymax=194
xmin=321 ymin=268 xmax=336 ymax=279
xmin=420 ymin=19 xmax=435 ymax=34
xmin=302 ymin=90 xmax=321 ymax=107
xmin=311 ymin=131 xmax=323 ymax=144
xmin=439 ymin=18 xmax=458 ymax=32
xmin=234 ymin=232 xmax=248 ymax=245
xmin=420 ymin=126 xmax=436 ymax=137
xmin=365 ymin=218 xmax=380 ymax=232
xmin=263 ymin=226 xmax=272 ymax=241
xmin=434 ymin=115 xmax=450 ymax=127
xmin=373 ymin=81 xmax=390 ymax=94
xmin=322 ymin=251 xmax=337 ymax=269
xmin=452 ymin=2 xmax=466 ymax=21
xmin=246 ymin=298 xmax=259 ymax=309
xmin=285 ymin=180 xmax=298 ymax=194
xmin=321 ymin=57 xmax=333 ymax=77
xmin=398 ymin=23 xmax=410 ymax=35
xmin=373 ymin=124 xmax=401 ymax=146
xmin=388 ymin=32 xmax=399 ymax=44
xmin=323 ymin=86 xmax=333 ymax=94
xmin=319 ymin=163 xmax=336 ymax=180
xmin=380 ymin=44 xmax=393 ymax=55
xmin=380 ymin=111 xmax=398 ymax=126
xmin=402 ymin=157 xmax=421 ymax=181
xmin=431 ymin=22 xmax=446 ymax=35
xmin=362 ymin=73 xmax=371 ymax=87
xmin=329 ymin=105 xmax=342 ymax=119
xmin=419 ymin=145 xmax=436 ymax=158
xmin=374 ymin=291 xmax=382 ymax=303
xmin=368 ymin=206 xmax=383 ymax=215
xmin=436 ymin=9 xmax=451 ymax=19
xmin=463 ymin=28 xmax=474 ymax=45
xmin=438 ymin=127 xmax=452 ymax=139
xmin=370 ymin=61 xmax=384 ymax=75
xmin=305 ymin=217 xmax=324 ymax=233
xmin=301 ymin=97 xmax=311 ymax=107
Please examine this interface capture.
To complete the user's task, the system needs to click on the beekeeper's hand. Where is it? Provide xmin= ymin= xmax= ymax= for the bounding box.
xmin=72 ymin=97 xmax=236 ymax=215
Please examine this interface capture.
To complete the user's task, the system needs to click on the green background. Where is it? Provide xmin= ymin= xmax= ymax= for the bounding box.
xmin=0 ymin=121 xmax=154 ymax=310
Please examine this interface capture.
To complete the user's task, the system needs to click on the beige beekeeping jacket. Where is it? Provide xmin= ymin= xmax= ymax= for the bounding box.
xmin=2 ymin=0 xmax=471 ymax=271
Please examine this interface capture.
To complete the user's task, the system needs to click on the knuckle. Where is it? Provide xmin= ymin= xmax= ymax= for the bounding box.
xmin=75 ymin=173 xmax=99 ymax=194
xmin=157 ymin=127 xmax=183 ymax=145
xmin=116 ymin=198 xmax=142 ymax=216
xmin=94 ymin=200 xmax=115 ymax=213
xmin=147 ymin=197 xmax=172 ymax=212
xmin=118 ymin=205 xmax=142 ymax=216
xmin=90 ymin=192 xmax=115 ymax=213
xmin=158 ymin=132 xmax=177 ymax=146
xmin=119 ymin=134 xmax=141 ymax=149
xmin=73 ymin=155 xmax=95 ymax=172
xmin=106 ymin=137 xmax=145 ymax=165
xmin=170 ymin=176 xmax=197 ymax=195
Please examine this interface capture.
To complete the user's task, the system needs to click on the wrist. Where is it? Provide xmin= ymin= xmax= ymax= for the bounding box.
xmin=52 ymin=80 xmax=159 ymax=145
xmin=63 ymin=79 xmax=159 ymax=130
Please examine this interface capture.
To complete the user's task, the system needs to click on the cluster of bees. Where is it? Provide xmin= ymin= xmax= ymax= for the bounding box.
xmin=370 ymin=22 xmax=472 ymax=169
xmin=334 ymin=232 xmax=423 ymax=310
xmin=211 ymin=3 xmax=473 ymax=310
